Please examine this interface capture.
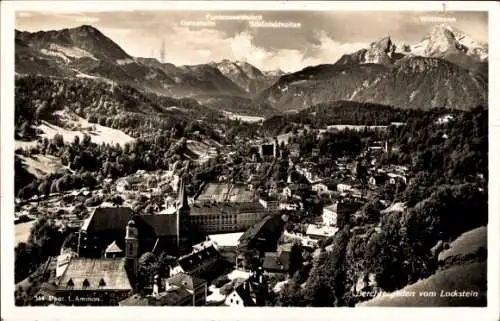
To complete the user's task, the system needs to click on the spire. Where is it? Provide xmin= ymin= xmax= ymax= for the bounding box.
xmin=178 ymin=177 xmax=189 ymax=210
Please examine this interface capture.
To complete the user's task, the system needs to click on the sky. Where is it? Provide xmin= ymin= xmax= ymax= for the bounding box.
xmin=15 ymin=11 xmax=488 ymax=73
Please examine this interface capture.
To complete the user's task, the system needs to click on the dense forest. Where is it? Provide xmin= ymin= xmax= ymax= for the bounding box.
xmin=15 ymin=75 xmax=224 ymax=140
xmin=15 ymin=131 xmax=196 ymax=199
xmin=260 ymin=101 xmax=458 ymax=137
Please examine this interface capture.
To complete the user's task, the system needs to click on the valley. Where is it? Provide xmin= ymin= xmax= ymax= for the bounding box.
xmin=11 ymin=16 xmax=489 ymax=309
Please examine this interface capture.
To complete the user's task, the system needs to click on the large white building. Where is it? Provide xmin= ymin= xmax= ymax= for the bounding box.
xmin=322 ymin=203 xmax=338 ymax=227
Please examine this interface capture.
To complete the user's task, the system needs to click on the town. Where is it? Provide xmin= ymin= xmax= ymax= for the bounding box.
xmin=15 ymin=113 xmax=478 ymax=307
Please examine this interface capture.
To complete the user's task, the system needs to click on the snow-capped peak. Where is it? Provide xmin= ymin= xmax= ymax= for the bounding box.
xmin=410 ymin=23 xmax=488 ymax=62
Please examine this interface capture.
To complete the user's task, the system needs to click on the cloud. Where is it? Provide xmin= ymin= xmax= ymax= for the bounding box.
xmin=225 ymin=30 xmax=367 ymax=72
xmin=74 ymin=16 xmax=100 ymax=23
xmin=16 ymin=12 xmax=33 ymax=18
xmin=138 ymin=26 xmax=368 ymax=72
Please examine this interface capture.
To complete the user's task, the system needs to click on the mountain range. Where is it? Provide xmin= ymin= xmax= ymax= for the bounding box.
xmin=15 ymin=23 xmax=488 ymax=115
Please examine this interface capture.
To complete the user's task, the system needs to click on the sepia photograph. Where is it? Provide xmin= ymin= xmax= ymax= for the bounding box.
xmin=1 ymin=1 xmax=499 ymax=320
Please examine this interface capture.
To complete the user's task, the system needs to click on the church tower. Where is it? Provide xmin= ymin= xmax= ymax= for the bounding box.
xmin=125 ymin=219 xmax=139 ymax=279
xmin=176 ymin=178 xmax=191 ymax=253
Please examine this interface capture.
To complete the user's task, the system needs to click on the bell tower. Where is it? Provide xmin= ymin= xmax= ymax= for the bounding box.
xmin=125 ymin=219 xmax=139 ymax=278
xmin=176 ymin=178 xmax=191 ymax=252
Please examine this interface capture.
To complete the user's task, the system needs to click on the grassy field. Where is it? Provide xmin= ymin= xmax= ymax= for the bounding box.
xmin=15 ymin=110 xmax=135 ymax=150
xmin=38 ymin=119 xmax=134 ymax=146
xmin=438 ymin=226 xmax=487 ymax=263
xmin=17 ymin=154 xmax=66 ymax=178
xmin=15 ymin=221 xmax=34 ymax=246
xmin=224 ymin=111 xmax=264 ymax=123
xmin=357 ymin=261 xmax=487 ymax=307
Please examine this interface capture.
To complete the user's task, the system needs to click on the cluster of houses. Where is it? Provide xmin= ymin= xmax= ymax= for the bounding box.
xmin=29 ymin=126 xmax=415 ymax=307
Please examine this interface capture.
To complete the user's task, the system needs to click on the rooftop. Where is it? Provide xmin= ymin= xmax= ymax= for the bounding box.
xmin=195 ymin=183 xmax=255 ymax=203
xmin=177 ymin=245 xmax=219 ymax=272
xmin=58 ymin=258 xmax=132 ymax=291
xmin=208 ymin=232 xmax=244 ymax=248
xmin=167 ymin=272 xmax=206 ymax=292
xmin=105 ymin=240 xmax=123 ymax=254
xmin=119 ymin=287 xmax=192 ymax=306
xmin=190 ymin=201 xmax=268 ymax=216
xmin=82 ymin=206 xmax=178 ymax=236
xmin=306 ymin=224 xmax=338 ymax=237
xmin=238 ymin=215 xmax=283 ymax=250
xmin=380 ymin=202 xmax=407 ymax=214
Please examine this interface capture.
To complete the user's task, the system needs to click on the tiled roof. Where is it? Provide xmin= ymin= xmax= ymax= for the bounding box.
xmin=196 ymin=183 xmax=255 ymax=203
xmin=167 ymin=272 xmax=206 ymax=291
xmin=233 ymin=282 xmax=255 ymax=306
xmin=381 ymin=202 xmax=407 ymax=214
xmin=190 ymin=201 xmax=268 ymax=216
xmin=119 ymin=294 xmax=149 ymax=306
xmin=139 ymin=214 xmax=178 ymax=236
xmin=324 ymin=203 xmax=338 ymax=212
xmin=58 ymin=258 xmax=132 ymax=291
xmin=177 ymin=245 xmax=219 ymax=272
xmin=83 ymin=207 xmax=134 ymax=233
xmin=238 ymin=215 xmax=284 ymax=251
xmin=119 ymin=288 xmax=193 ymax=306
xmin=82 ymin=206 xmax=178 ymax=237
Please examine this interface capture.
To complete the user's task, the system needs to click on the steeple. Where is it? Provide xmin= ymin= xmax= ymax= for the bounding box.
xmin=176 ymin=177 xmax=190 ymax=254
xmin=178 ymin=177 xmax=190 ymax=210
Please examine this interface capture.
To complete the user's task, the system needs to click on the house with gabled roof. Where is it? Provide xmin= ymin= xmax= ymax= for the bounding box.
xmin=225 ymin=280 xmax=255 ymax=306
xmin=53 ymin=258 xmax=133 ymax=305
xmin=169 ymin=243 xmax=220 ymax=278
xmin=104 ymin=241 xmax=123 ymax=258
xmin=119 ymin=272 xmax=207 ymax=306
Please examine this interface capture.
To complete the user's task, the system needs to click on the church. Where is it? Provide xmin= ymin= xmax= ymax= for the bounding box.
xmin=78 ymin=179 xmax=191 ymax=258
xmin=77 ymin=179 xmax=276 ymax=258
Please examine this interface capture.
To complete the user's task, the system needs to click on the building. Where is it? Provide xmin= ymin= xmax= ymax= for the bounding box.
xmin=282 ymin=230 xmax=318 ymax=248
xmin=54 ymin=258 xmax=133 ymax=306
xmin=169 ymin=243 xmax=219 ymax=278
xmin=224 ymin=281 xmax=255 ymax=307
xmin=305 ymin=224 xmax=338 ymax=240
xmin=258 ymin=198 xmax=280 ymax=211
xmin=189 ymin=201 xmax=272 ymax=234
xmin=208 ymin=232 xmax=244 ymax=263
xmin=312 ymin=183 xmax=330 ymax=194
xmin=368 ymin=174 xmax=389 ymax=187
xmin=236 ymin=215 xmax=285 ymax=270
xmin=79 ymin=180 xmax=275 ymax=258
xmin=279 ymin=202 xmax=300 ymax=211
xmin=262 ymin=251 xmax=291 ymax=275
xmin=258 ymin=138 xmax=279 ymax=159
xmin=78 ymin=179 xmax=191 ymax=258
xmin=188 ymin=183 xmax=278 ymax=234
xmin=387 ymin=172 xmax=407 ymax=185
xmin=119 ymin=273 xmax=207 ymax=306
xmin=380 ymin=202 xmax=407 ymax=215
xmin=167 ymin=272 xmax=207 ymax=306
xmin=322 ymin=204 xmax=338 ymax=227
xmin=282 ymin=186 xmax=292 ymax=199
xmin=337 ymin=183 xmax=353 ymax=193
xmin=104 ymin=241 xmax=123 ymax=259
xmin=322 ymin=200 xmax=362 ymax=227
xmin=289 ymin=143 xmax=301 ymax=159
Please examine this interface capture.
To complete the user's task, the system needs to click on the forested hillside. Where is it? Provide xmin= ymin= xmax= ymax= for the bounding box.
xmin=272 ymin=106 xmax=488 ymax=307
